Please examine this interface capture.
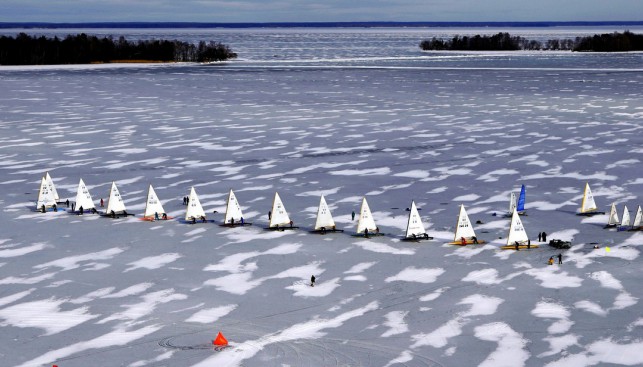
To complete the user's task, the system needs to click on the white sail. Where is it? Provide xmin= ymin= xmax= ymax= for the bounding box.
xmin=508 ymin=192 xmax=516 ymax=215
xmin=224 ymin=189 xmax=244 ymax=224
xmin=143 ymin=185 xmax=165 ymax=218
xmin=405 ymin=200 xmax=426 ymax=238
xmin=506 ymin=208 xmax=529 ymax=246
xmin=36 ymin=176 xmax=56 ymax=209
xmin=607 ymin=203 xmax=619 ymax=226
xmin=314 ymin=194 xmax=336 ymax=230
xmin=633 ymin=206 xmax=642 ymax=228
xmin=620 ymin=205 xmax=630 ymax=227
xmin=269 ymin=192 xmax=291 ymax=227
xmin=106 ymin=181 xmax=126 ymax=214
xmin=74 ymin=178 xmax=95 ymax=211
xmin=356 ymin=197 xmax=378 ymax=234
xmin=454 ymin=204 xmax=476 ymax=241
xmin=580 ymin=182 xmax=597 ymax=213
xmin=45 ymin=172 xmax=60 ymax=202
xmin=185 ymin=187 xmax=206 ymax=221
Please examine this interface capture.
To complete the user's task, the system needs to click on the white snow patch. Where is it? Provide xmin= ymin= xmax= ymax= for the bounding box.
xmin=385 ymin=267 xmax=445 ymax=284
xmin=125 ymin=253 xmax=182 ymax=272
xmin=381 ymin=311 xmax=409 ymax=337
xmin=353 ymin=240 xmax=414 ymax=255
xmin=15 ymin=325 xmax=161 ymax=367
xmin=0 ymin=298 xmax=98 ymax=335
xmin=34 ymin=247 xmax=124 ymax=271
xmin=0 ymin=243 xmax=49 ymax=258
xmin=186 ymin=304 xmax=237 ymax=324
xmin=474 ymin=322 xmax=529 ymax=367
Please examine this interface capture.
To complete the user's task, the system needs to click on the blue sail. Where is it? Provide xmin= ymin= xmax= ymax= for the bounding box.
xmin=517 ymin=184 xmax=526 ymax=212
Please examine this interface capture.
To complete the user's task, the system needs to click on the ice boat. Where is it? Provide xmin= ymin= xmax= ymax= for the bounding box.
xmin=73 ymin=178 xmax=96 ymax=214
xmin=267 ymin=192 xmax=296 ymax=230
xmin=103 ymin=181 xmax=131 ymax=218
xmin=222 ymin=189 xmax=251 ymax=226
xmin=501 ymin=208 xmax=537 ymax=250
xmin=141 ymin=185 xmax=170 ymax=221
xmin=36 ymin=176 xmax=57 ymax=212
xmin=448 ymin=204 xmax=483 ymax=245
xmin=354 ymin=197 xmax=381 ymax=237
xmin=402 ymin=200 xmax=432 ymax=241
xmin=185 ymin=187 xmax=207 ymax=223
xmin=311 ymin=194 xmax=341 ymax=233
xmin=577 ymin=183 xmax=603 ymax=216
xmin=617 ymin=205 xmax=631 ymax=231
xmin=604 ymin=203 xmax=620 ymax=228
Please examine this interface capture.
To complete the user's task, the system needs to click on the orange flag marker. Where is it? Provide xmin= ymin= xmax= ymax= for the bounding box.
xmin=213 ymin=331 xmax=228 ymax=346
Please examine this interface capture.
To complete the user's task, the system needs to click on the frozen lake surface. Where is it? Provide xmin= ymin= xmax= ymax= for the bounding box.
xmin=0 ymin=27 xmax=642 ymax=366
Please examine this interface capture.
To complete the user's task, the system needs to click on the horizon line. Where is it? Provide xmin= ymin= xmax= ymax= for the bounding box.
xmin=2 ymin=20 xmax=643 ymax=29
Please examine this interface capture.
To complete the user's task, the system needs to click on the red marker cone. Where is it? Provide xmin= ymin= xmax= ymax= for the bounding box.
xmin=213 ymin=331 xmax=228 ymax=346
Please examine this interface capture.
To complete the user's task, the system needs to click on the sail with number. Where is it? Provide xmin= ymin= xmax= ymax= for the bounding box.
xmin=607 ymin=203 xmax=619 ymax=226
xmin=620 ymin=205 xmax=630 ymax=227
xmin=517 ymin=184 xmax=526 ymax=212
xmin=185 ymin=187 xmax=206 ymax=221
xmin=36 ymin=176 xmax=56 ymax=210
xmin=580 ymin=183 xmax=598 ymax=213
xmin=45 ymin=172 xmax=60 ymax=202
xmin=507 ymin=208 xmax=529 ymax=246
xmin=356 ymin=197 xmax=377 ymax=234
xmin=143 ymin=185 xmax=165 ymax=218
xmin=75 ymin=178 xmax=95 ymax=211
xmin=106 ymin=181 xmax=126 ymax=214
xmin=269 ymin=192 xmax=291 ymax=227
xmin=224 ymin=189 xmax=244 ymax=224
xmin=314 ymin=194 xmax=336 ymax=230
xmin=454 ymin=204 xmax=476 ymax=241
xmin=405 ymin=200 xmax=426 ymax=238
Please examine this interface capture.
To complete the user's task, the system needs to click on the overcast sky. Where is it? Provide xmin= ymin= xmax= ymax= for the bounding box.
xmin=2 ymin=0 xmax=642 ymax=23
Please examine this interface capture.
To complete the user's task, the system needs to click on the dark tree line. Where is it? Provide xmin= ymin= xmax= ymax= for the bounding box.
xmin=573 ymin=31 xmax=643 ymax=51
xmin=0 ymin=33 xmax=237 ymax=65
xmin=420 ymin=31 xmax=643 ymax=52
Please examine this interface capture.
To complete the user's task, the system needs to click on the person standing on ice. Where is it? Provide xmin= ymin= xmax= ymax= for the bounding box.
xmin=542 ymin=232 xmax=547 ymax=242
xmin=268 ymin=210 xmax=272 ymax=220
xmin=558 ymin=253 xmax=563 ymax=264
xmin=310 ymin=275 xmax=316 ymax=287
xmin=351 ymin=211 xmax=355 ymax=221
xmin=538 ymin=232 xmax=542 ymax=242
xmin=100 ymin=198 xmax=104 ymax=207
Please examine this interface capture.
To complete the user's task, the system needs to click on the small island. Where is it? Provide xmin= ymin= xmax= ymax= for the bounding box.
xmin=0 ymin=33 xmax=237 ymax=65
xmin=420 ymin=31 xmax=643 ymax=52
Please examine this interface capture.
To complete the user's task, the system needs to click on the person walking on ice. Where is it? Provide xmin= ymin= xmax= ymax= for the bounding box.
xmin=558 ymin=253 xmax=563 ymax=265
xmin=310 ymin=275 xmax=316 ymax=287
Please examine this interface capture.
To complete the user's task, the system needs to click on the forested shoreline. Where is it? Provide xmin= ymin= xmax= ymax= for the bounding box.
xmin=0 ymin=33 xmax=237 ymax=65
xmin=420 ymin=31 xmax=643 ymax=51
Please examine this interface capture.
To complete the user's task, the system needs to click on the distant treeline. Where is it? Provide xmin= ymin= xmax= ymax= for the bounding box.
xmin=420 ymin=31 xmax=643 ymax=52
xmin=0 ymin=33 xmax=237 ymax=65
